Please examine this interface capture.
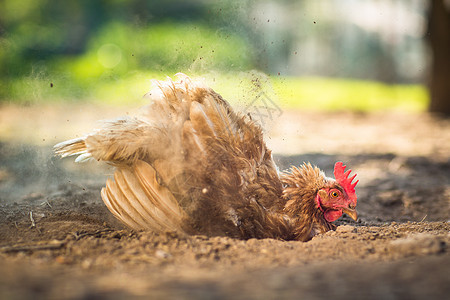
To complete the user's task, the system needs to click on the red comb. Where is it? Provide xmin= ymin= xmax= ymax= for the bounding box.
xmin=334 ymin=162 xmax=358 ymax=202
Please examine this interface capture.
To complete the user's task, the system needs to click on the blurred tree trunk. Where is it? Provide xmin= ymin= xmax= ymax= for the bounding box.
xmin=428 ymin=0 xmax=450 ymax=115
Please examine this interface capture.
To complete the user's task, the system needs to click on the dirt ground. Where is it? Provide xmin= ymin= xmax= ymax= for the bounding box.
xmin=0 ymin=104 xmax=449 ymax=299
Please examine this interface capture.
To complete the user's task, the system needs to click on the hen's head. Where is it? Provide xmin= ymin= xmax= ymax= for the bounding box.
xmin=315 ymin=162 xmax=359 ymax=222
xmin=282 ymin=162 xmax=359 ymax=223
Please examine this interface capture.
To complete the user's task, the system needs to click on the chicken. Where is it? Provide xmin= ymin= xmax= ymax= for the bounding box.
xmin=54 ymin=74 xmax=358 ymax=241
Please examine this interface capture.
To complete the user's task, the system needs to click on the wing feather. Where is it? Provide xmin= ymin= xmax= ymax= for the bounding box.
xmin=100 ymin=160 xmax=186 ymax=232
xmin=134 ymin=161 xmax=185 ymax=221
xmin=113 ymin=168 xmax=166 ymax=230
xmin=102 ymin=177 xmax=145 ymax=230
xmin=101 ymin=184 xmax=120 ymax=217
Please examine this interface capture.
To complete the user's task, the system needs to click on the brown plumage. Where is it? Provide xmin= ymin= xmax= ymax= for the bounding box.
xmin=54 ymin=74 xmax=358 ymax=241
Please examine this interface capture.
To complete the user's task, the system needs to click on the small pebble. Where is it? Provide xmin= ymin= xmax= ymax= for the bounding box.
xmin=155 ymin=249 xmax=171 ymax=259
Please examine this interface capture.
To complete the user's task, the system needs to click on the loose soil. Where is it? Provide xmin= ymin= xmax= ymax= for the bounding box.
xmin=0 ymin=104 xmax=449 ymax=299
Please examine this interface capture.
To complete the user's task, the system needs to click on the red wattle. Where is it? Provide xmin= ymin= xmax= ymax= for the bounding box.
xmin=324 ymin=209 xmax=343 ymax=222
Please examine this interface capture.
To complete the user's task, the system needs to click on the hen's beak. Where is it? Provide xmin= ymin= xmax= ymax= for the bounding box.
xmin=342 ymin=207 xmax=358 ymax=221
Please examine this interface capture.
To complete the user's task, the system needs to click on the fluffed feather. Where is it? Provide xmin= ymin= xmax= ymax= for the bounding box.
xmin=54 ymin=74 xmax=356 ymax=241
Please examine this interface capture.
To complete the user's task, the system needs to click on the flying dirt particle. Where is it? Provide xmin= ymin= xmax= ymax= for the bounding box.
xmin=278 ymin=72 xmax=280 ymax=75
xmin=313 ymin=21 xmax=316 ymax=24
xmin=50 ymin=83 xmax=53 ymax=88
xmin=295 ymin=51 xmax=298 ymax=55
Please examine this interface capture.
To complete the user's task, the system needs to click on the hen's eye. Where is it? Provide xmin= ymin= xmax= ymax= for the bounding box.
xmin=331 ymin=191 xmax=339 ymax=198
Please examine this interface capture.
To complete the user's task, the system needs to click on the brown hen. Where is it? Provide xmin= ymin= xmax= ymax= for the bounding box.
xmin=54 ymin=75 xmax=358 ymax=241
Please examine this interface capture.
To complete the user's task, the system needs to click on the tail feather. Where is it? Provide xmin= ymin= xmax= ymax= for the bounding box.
xmin=53 ymin=138 xmax=91 ymax=161
xmin=101 ymin=160 xmax=186 ymax=232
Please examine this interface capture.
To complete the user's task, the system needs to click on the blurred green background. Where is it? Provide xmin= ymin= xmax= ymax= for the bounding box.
xmin=0 ymin=0 xmax=435 ymax=111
